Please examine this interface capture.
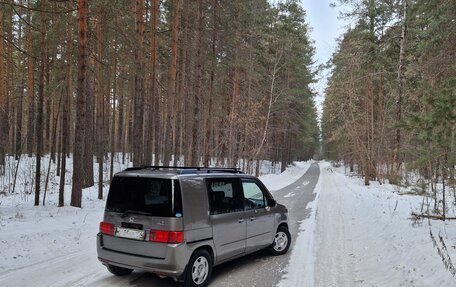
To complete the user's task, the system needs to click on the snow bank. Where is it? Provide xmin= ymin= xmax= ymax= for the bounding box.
xmin=260 ymin=161 xmax=313 ymax=191
xmin=0 ymin=155 xmax=130 ymax=274
xmin=0 ymin=187 xmax=105 ymax=274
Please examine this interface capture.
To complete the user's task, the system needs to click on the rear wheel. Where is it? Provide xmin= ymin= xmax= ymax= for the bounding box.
xmin=106 ymin=264 xmax=133 ymax=276
xmin=269 ymin=225 xmax=291 ymax=255
xmin=183 ymin=249 xmax=212 ymax=287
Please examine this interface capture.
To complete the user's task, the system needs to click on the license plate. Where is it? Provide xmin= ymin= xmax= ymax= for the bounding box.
xmin=115 ymin=227 xmax=145 ymax=240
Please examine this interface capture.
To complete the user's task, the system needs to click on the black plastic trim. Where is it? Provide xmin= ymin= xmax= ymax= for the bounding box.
xmin=186 ymin=237 xmax=213 ymax=244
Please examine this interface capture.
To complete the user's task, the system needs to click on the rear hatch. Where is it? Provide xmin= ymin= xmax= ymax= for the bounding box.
xmin=100 ymin=176 xmax=183 ymax=259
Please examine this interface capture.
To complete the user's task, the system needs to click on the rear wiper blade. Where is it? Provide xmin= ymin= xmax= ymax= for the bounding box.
xmin=120 ymin=209 xmax=153 ymax=218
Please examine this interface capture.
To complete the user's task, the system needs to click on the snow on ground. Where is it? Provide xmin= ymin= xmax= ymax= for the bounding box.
xmin=0 ymin=155 xmax=130 ymax=274
xmin=0 ymin=156 xmax=310 ymax=281
xmin=280 ymin=161 xmax=456 ymax=287
xmin=260 ymin=161 xmax=313 ymax=191
xmin=8 ymin=158 xmax=454 ymax=287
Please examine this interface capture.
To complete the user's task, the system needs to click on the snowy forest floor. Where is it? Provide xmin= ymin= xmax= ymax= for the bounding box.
xmin=1 ymin=158 xmax=456 ymax=286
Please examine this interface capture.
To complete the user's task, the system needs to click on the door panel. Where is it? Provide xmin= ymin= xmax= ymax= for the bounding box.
xmin=211 ymin=211 xmax=246 ymax=262
xmin=244 ymin=209 xmax=274 ymax=251
xmin=242 ymin=179 xmax=275 ymax=252
xmin=207 ymin=177 xmax=246 ymax=262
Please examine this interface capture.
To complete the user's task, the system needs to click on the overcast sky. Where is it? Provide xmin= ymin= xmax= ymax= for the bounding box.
xmin=301 ymin=0 xmax=348 ymax=118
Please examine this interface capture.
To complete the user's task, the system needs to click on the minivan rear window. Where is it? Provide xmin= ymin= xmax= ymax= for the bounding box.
xmin=106 ymin=177 xmax=182 ymax=217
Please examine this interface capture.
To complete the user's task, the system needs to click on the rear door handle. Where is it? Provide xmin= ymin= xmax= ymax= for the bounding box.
xmin=238 ymin=218 xmax=244 ymax=223
xmin=250 ymin=216 xmax=255 ymax=221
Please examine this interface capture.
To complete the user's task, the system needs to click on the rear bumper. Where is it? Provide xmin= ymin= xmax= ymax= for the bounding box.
xmin=96 ymin=233 xmax=189 ymax=279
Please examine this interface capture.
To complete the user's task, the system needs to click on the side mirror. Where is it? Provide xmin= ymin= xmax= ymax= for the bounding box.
xmin=267 ymin=199 xmax=276 ymax=207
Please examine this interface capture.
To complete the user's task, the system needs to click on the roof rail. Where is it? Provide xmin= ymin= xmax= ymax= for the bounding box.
xmin=124 ymin=166 xmax=243 ymax=174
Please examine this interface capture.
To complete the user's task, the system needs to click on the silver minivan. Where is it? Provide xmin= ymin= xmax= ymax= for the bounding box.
xmin=97 ymin=167 xmax=291 ymax=286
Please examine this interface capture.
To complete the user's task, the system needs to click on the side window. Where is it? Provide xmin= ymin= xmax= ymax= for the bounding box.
xmin=242 ymin=180 xmax=266 ymax=209
xmin=207 ymin=178 xmax=242 ymax=214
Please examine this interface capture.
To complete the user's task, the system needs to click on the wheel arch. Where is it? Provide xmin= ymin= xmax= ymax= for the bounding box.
xmin=191 ymin=244 xmax=215 ymax=266
xmin=277 ymin=222 xmax=289 ymax=231
xmin=180 ymin=244 xmax=215 ymax=284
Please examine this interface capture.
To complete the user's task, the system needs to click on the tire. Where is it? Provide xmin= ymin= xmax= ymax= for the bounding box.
xmin=269 ymin=225 xmax=291 ymax=256
xmin=183 ymin=249 xmax=212 ymax=287
xmin=106 ymin=264 xmax=133 ymax=276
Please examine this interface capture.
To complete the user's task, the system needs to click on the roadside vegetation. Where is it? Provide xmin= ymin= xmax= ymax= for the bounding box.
xmin=322 ymin=0 xmax=456 ymax=220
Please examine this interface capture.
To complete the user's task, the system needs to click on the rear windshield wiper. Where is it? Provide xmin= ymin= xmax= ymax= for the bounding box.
xmin=120 ymin=209 xmax=154 ymax=218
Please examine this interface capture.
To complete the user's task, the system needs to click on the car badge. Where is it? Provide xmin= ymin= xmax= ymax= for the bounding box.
xmin=129 ymin=217 xmax=135 ymax=223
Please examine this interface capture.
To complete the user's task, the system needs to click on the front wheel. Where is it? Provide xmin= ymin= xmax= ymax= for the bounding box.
xmin=269 ymin=226 xmax=291 ymax=255
xmin=183 ymin=249 xmax=212 ymax=287
xmin=106 ymin=264 xmax=133 ymax=276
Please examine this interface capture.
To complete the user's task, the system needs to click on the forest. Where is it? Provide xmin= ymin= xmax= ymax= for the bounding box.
xmin=0 ymin=0 xmax=319 ymax=207
xmin=322 ymin=0 xmax=456 ymax=219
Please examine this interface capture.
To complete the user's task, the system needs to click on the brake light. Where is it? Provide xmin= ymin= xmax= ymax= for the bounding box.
xmin=149 ymin=230 xmax=184 ymax=244
xmin=169 ymin=231 xmax=184 ymax=243
xmin=100 ymin=222 xmax=115 ymax=236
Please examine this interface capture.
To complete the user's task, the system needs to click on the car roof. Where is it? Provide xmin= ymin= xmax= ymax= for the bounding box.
xmin=114 ymin=166 xmax=252 ymax=180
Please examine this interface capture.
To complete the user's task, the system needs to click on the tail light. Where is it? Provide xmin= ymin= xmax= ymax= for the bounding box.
xmin=149 ymin=230 xmax=184 ymax=244
xmin=100 ymin=222 xmax=115 ymax=236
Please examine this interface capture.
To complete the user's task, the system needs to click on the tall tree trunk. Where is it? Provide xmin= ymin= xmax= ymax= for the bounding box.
xmin=144 ymin=0 xmax=159 ymax=166
xmin=83 ymin=56 xmax=94 ymax=188
xmin=44 ymin=53 xmax=51 ymax=158
xmin=132 ymin=0 xmax=145 ymax=166
xmin=6 ymin=0 xmax=13 ymax=160
xmin=95 ymin=12 xmax=104 ymax=199
xmin=117 ymin=74 xmax=124 ymax=162
xmin=56 ymin=113 xmax=62 ymax=177
xmin=366 ymin=75 xmax=375 ymax=184
xmin=377 ymin=72 xmax=384 ymax=150
xmin=243 ymin=35 xmax=255 ymax=169
xmin=0 ymin=5 xmax=6 ymax=171
xmin=164 ymin=0 xmax=180 ymax=166
xmin=182 ymin=0 xmax=193 ymax=166
xmin=59 ymin=14 xmax=72 ymax=207
xmin=14 ymin=1 xmax=24 ymax=161
xmin=177 ymin=0 xmax=189 ymax=165
xmin=204 ymin=0 xmax=218 ymax=167
xmin=110 ymin=42 xmax=117 ymax=181
xmin=392 ymin=0 xmax=408 ymax=181
xmin=35 ymin=0 xmax=47 ymax=206
xmin=191 ymin=0 xmax=203 ymax=166
xmin=170 ymin=0 xmax=180 ymax=166
xmin=72 ymin=0 xmax=88 ymax=208
xmin=26 ymin=0 xmax=35 ymax=157
xmin=364 ymin=0 xmax=376 ymax=185
xmin=228 ymin=65 xmax=239 ymax=167
xmin=14 ymin=89 xmax=23 ymax=160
